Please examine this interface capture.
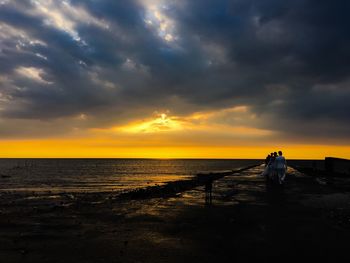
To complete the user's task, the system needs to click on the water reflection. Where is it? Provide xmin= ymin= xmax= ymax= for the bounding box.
xmin=0 ymin=159 xmax=258 ymax=194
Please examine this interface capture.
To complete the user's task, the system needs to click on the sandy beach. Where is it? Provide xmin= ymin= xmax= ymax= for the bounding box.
xmin=1 ymin=165 xmax=350 ymax=262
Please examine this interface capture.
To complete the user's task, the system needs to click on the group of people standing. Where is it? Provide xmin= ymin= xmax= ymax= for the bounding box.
xmin=264 ymin=151 xmax=287 ymax=185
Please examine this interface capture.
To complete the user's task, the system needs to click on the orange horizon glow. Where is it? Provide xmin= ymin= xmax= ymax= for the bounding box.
xmin=1 ymin=108 xmax=349 ymax=160
xmin=1 ymin=139 xmax=349 ymax=159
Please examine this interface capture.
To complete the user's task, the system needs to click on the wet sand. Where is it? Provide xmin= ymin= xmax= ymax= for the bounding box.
xmin=1 ymin=165 xmax=350 ymax=262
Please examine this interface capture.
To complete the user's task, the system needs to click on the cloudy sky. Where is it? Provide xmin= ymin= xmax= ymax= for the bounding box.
xmin=0 ymin=0 xmax=349 ymax=158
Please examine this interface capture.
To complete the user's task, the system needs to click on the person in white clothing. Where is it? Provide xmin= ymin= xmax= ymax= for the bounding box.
xmin=275 ymin=151 xmax=287 ymax=184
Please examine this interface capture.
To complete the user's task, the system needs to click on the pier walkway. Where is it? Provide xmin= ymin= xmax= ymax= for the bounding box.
xmin=129 ymin=164 xmax=350 ymax=262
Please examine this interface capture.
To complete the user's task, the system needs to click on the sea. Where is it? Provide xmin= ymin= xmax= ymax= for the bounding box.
xmin=0 ymin=159 xmax=261 ymax=194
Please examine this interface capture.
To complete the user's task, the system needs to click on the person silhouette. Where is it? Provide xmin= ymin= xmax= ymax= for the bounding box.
xmin=275 ymin=151 xmax=287 ymax=184
xmin=265 ymin=154 xmax=271 ymax=167
xmin=267 ymin=152 xmax=277 ymax=182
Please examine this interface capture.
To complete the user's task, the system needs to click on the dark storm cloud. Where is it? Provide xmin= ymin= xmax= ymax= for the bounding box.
xmin=0 ymin=0 xmax=350 ymax=140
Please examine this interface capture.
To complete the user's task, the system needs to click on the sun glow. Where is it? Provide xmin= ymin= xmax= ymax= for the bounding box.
xmin=1 ymin=107 xmax=349 ymax=159
xmin=94 ymin=106 xmax=273 ymax=138
xmin=116 ymin=113 xmax=184 ymax=133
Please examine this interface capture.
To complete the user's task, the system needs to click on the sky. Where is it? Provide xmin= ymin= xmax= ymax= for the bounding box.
xmin=0 ymin=0 xmax=350 ymax=159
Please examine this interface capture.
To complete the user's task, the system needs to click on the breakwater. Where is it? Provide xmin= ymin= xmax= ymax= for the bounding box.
xmin=118 ymin=164 xmax=261 ymax=200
